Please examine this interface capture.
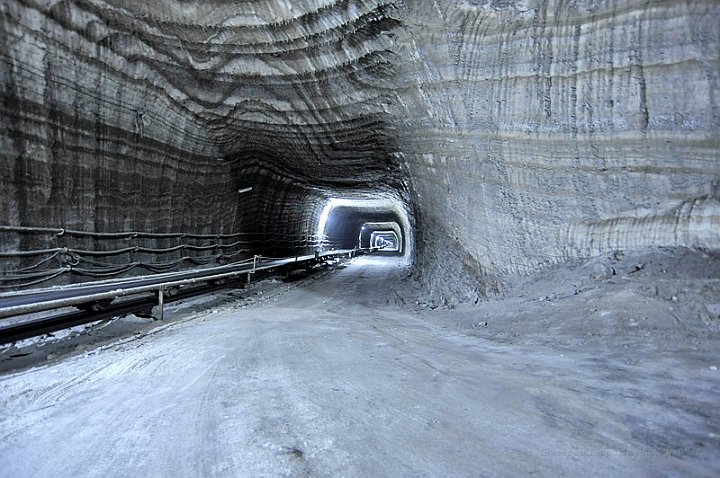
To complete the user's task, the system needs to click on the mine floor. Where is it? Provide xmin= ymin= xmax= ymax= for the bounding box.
xmin=0 ymin=255 xmax=719 ymax=476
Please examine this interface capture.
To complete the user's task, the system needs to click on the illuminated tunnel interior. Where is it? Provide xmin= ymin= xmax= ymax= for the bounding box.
xmin=369 ymin=229 xmax=401 ymax=252
xmin=361 ymin=223 xmax=403 ymax=253
xmin=317 ymin=196 xmax=413 ymax=263
xmin=322 ymin=207 xmax=405 ymax=253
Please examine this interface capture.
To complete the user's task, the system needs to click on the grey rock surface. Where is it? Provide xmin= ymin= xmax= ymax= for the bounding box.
xmin=1 ymin=0 xmax=719 ymax=299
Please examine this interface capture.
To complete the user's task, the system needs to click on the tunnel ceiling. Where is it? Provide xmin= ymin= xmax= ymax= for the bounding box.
xmin=43 ymin=0 xmax=408 ymax=190
xmin=1 ymin=0 xmax=719 ymax=301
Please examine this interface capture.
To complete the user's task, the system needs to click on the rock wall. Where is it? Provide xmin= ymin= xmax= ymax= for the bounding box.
xmin=0 ymin=0 xmax=404 ymax=260
xmin=399 ymin=0 xmax=720 ymax=300
xmin=0 ymin=0 xmax=229 ymax=234
xmin=1 ymin=1 xmax=718 ymax=299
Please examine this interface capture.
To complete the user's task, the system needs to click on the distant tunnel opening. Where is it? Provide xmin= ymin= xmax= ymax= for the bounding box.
xmin=370 ymin=230 xmax=400 ymax=251
xmin=363 ymin=225 xmax=402 ymax=254
xmin=317 ymin=196 xmax=413 ymax=263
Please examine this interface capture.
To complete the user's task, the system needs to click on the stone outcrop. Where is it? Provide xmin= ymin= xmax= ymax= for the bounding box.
xmin=1 ymin=1 xmax=718 ymax=299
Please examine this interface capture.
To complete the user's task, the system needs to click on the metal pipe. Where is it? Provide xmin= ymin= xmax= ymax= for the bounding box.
xmin=0 ymin=250 xmax=357 ymax=319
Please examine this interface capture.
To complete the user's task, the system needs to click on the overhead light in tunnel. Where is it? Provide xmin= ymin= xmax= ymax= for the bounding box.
xmin=237 ymin=187 xmax=253 ymax=194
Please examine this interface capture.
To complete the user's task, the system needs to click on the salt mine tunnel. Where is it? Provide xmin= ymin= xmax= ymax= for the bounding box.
xmin=1 ymin=1 xmax=719 ymax=476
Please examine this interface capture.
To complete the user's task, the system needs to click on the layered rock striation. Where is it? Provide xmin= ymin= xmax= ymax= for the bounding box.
xmin=399 ymin=0 xmax=720 ymax=301
xmin=1 ymin=0 xmax=718 ymax=299
xmin=0 ymin=0 xmax=410 ymax=281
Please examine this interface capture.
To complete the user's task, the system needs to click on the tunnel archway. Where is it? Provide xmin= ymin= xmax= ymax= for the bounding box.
xmin=359 ymin=222 xmax=403 ymax=254
xmin=370 ymin=230 xmax=400 ymax=252
xmin=316 ymin=196 xmax=413 ymax=264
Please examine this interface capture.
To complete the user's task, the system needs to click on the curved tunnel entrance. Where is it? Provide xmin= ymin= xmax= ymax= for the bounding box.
xmin=316 ymin=196 xmax=413 ymax=264
xmin=360 ymin=223 xmax=403 ymax=254
xmin=370 ymin=231 xmax=400 ymax=251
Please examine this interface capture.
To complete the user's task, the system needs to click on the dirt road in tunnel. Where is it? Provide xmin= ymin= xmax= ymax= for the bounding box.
xmin=0 ymin=256 xmax=717 ymax=477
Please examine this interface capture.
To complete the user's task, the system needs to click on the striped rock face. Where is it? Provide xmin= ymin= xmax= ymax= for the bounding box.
xmin=1 ymin=1 xmax=718 ymax=300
